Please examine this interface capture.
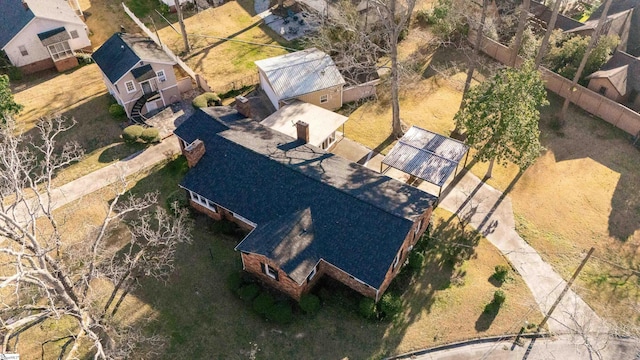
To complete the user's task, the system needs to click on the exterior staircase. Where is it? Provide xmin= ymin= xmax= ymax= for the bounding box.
xmin=130 ymin=91 xmax=159 ymax=124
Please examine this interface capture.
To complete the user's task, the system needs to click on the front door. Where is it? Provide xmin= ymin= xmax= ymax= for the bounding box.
xmin=141 ymin=81 xmax=152 ymax=95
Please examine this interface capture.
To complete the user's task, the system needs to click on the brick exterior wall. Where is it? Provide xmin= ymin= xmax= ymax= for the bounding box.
xmin=241 ymin=252 xmax=310 ymax=300
xmin=321 ymin=260 xmax=378 ymax=299
xmin=54 ymin=56 xmax=79 ymax=72
xmin=19 ymin=58 xmax=55 ymax=74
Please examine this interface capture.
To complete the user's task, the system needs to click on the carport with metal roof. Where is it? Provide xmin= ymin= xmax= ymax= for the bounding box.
xmin=381 ymin=126 xmax=470 ymax=198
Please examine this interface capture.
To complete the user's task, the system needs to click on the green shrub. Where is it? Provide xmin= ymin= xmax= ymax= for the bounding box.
xmin=379 ymin=293 xmax=403 ymax=319
xmin=493 ymin=290 xmax=506 ymax=306
xmin=192 ymin=92 xmax=221 ymax=108
xmin=299 ymin=294 xmax=321 ymax=315
xmin=252 ymin=292 xmax=275 ymax=315
xmin=140 ymin=127 xmax=160 ymax=143
xmin=7 ymin=66 xmax=22 ymax=81
xmin=265 ymin=301 xmax=293 ymax=324
xmin=493 ymin=264 xmax=509 ymax=283
xmin=358 ymin=297 xmax=377 ymax=320
xmin=109 ymin=103 xmax=126 ymax=119
xmin=237 ymin=284 xmax=260 ymax=301
xmin=415 ymin=9 xmax=430 ymax=26
xmin=408 ymin=251 xmax=425 ymax=271
xmin=165 ymin=189 xmax=189 ymax=212
xmin=122 ymin=125 xmax=144 ymax=143
xmin=226 ymin=272 xmax=244 ymax=293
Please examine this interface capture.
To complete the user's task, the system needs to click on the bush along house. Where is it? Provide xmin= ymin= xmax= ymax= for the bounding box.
xmin=174 ymin=106 xmax=437 ymax=302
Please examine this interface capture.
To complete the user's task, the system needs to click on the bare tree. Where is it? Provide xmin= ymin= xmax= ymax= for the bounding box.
xmin=510 ymin=0 xmax=531 ymax=67
xmin=534 ymin=0 xmax=564 ymax=68
xmin=0 ymin=116 xmax=192 ymax=358
xmin=308 ymin=0 xmax=417 ymax=138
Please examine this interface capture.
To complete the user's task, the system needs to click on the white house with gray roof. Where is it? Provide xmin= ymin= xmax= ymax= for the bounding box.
xmin=0 ymin=0 xmax=91 ymax=74
xmin=255 ymin=48 xmax=346 ymax=111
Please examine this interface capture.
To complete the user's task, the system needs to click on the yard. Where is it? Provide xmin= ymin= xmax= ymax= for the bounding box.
xmin=12 ymin=156 xmax=541 ymax=359
xmin=343 ymin=24 xmax=640 ymax=326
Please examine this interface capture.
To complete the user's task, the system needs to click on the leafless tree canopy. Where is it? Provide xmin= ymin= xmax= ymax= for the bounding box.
xmin=0 ymin=116 xmax=193 ymax=359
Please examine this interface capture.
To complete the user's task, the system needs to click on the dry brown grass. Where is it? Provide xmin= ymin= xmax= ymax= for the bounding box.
xmin=157 ymin=1 xmax=291 ymax=91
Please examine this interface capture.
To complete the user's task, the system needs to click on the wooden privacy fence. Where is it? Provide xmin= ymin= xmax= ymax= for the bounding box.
xmin=211 ymin=74 xmax=260 ymax=95
xmin=468 ymin=31 xmax=640 ymax=137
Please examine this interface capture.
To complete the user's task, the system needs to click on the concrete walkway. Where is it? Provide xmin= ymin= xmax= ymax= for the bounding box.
xmin=40 ymin=139 xmax=180 ymax=216
xmin=331 ymin=137 xmax=606 ymax=335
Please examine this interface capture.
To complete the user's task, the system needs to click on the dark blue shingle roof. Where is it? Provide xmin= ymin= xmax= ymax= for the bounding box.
xmin=0 ymin=0 xmax=35 ymax=49
xmin=177 ymin=108 xmax=437 ymax=289
xmin=92 ymin=33 xmax=141 ymax=84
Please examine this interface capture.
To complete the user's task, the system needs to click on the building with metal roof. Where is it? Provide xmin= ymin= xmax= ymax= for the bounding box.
xmin=255 ymin=48 xmax=346 ymax=111
xmin=382 ymin=126 xmax=469 ymax=196
xmin=174 ymin=107 xmax=437 ymax=301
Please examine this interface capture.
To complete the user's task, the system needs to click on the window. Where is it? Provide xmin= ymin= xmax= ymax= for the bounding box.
xmin=321 ymin=132 xmax=336 ymax=150
xmin=125 ymin=80 xmax=136 ymax=93
xmin=157 ymin=70 xmax=166 ymax=82
xmin=18 ymin=45 xmax=28 ymax=56
xmin=262 ymin=263 xmax=279 ymax=280
xmin=414 ymin=219 xmax=423 ymax=237
xmin=307 ymin=266 xmax=317 ymax=282
xmin=114 ymin=84 xmax=119 ymax=94
xmin=598 ymin=86 xmax=607 ymax=95
xmin=188 ymin=190 xmax=217 ymax=213
xmin=70 ymin=30 xmax=79 ymax=39
xmin=320 ymin=94 xmax=328 ymax=103
xmin=393 ymin=250 xmax=403 ymax=270
xmin=47 ymin=41 xmax=73 ymax=61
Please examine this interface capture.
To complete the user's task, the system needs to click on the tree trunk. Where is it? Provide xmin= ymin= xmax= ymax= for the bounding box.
xmin=534 ymin=0 xmax=562 ymax=68
xmin=510 ymin=0 xmax=530 ymax=67
xmin=559 ymin=0 xmax=613 ymax=124
xmin=175 ymin=1 xmax=190 ymax=54
xmin=486 ymin=158 xmax=495 ymax=178
xmin=390 ymin=0 xmax=403 ymax=138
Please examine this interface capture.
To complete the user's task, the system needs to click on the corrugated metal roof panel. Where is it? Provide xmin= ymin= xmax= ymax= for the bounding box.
xmin=383 ymin=126 xmax=469 ymax=187
xmin=255 ymin=48 xmax=345 ymax=99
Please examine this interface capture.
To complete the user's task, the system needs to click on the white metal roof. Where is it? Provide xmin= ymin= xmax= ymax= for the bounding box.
xmin=260 ymin=101 xmax=347 ymax=147
xmin=27 ymin=0 xmax=85 ymax=25
xmin=255 ymin=48 xmax=345 ymax=100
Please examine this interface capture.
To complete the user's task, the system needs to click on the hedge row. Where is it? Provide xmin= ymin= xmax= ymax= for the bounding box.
xmin=122 ymin=125 xmax=160 ymax=144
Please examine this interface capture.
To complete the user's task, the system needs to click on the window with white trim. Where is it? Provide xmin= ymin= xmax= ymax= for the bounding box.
xmin=393 ymin=249 xmax=402 ymax=270
xmin=320 ymin=94 xmax=328 ymax=103
xmin=125 ymin=80 xmax=136 ymax=93
xmin=47 ymin=41 xmax=73 ymax=61
xmin=188 ymin=190 xmax=217 ymax=213
xmin=18 ymin=45 xmax=28 ymax=56
xmin=414 ymin=219 xmax=423 ymax=237
xmin=307 ymin=266 xmax=317 ymax=282
xmin=70 ymin=30 xmax=79 ymax=39
xmin=321 ymin=132 xmax=336 ymax=150
xmin=262 ymin=263 xmax=279 ymax=280
xmin=157 ymin=70 xmax=166 ymax=82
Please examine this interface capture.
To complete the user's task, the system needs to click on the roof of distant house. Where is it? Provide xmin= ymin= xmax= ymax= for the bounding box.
xmin=589 ymin=0 xmax=640 ymax=56
xmin=530 ymin=1 xmax=584 ymax=31
xmin=92 ymin=33 xmax=175 ymax=84
xmin=0 ymin=0 xmax=83 ymax=49
xmin=255 ymin=48 xmax=346 ymax=100
xmin=587 ymin=50 xmax=640 ymax=95
xmin=175 ymin=107 xmax=437 ymax=288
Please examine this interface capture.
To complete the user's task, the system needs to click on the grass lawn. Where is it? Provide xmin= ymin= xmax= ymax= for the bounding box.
xmin=10 ymin=63 xmax=145 ymax=187
xmin=156 ymin=0 xmax=293 ymax=91
xmin=10 ymin=156 xmax=541 ymax=359
xmin=344 ymin=24 xmax=640 ymax=326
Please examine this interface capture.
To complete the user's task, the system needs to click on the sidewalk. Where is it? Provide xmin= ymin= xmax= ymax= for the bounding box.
xmin=331 ymin=137 xmax=606 ymax=335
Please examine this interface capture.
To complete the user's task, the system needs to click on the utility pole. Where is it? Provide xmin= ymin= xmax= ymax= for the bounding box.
xmin=537 ymin=247 xmax=595 ymax=332
xmin=174 ymin=0 xmax=190 ymax=53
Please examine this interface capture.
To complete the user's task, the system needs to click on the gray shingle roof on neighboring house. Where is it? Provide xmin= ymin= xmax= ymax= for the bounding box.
xmin=587 ymin=50 xmax=640 ymax=95
xmin=530 ymin=1 xmax=584 ymax=31
xmin=92 ymin=33 xmax=175 ymax=84
xmin=589 ymin=0 xmax=640 ymax=56
xmin=175 ymin=107 xmax=437 ymax=289
xmin=255 ymin=48 xmax=346 ymax=100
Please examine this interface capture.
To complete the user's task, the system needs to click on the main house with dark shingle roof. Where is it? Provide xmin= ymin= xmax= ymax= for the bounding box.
xmin=92 ymin=32 xmax=186 ymax=122
xmin=174 ymin=106 xmax=437 ymax=301
xmin=0 ymin=0 xmax=91 ymax=74
xmin=587 ymin=50 xmax=640 ymax=111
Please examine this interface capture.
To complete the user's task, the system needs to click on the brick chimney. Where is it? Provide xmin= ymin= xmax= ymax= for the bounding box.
xmin=296 ymin=121 xmax=309 ymax=143
xmin=235 ymin=96 xmax=251 ymax=118
xmin=184 ymin=139 xmax=205 ymax=168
